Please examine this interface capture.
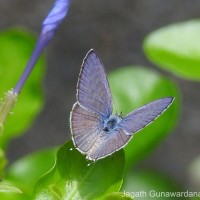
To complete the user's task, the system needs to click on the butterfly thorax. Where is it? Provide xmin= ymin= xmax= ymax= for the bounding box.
xmin=103 ymin=115 xmax=122 ymax=133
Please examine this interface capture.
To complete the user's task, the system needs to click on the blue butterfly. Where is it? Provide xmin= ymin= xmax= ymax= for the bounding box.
xmin=70 ymin=49 xmax=174 ymax=161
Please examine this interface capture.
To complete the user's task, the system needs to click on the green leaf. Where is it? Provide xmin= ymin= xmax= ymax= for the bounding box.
xmin=0 ymin=28 xmax=45 ymax=147
xmin=0 ymin=180 xmax=24 ymax=200
xmin=33 ymin=140 xmax=125 ymax=200
xmin=0 ymin=148 xmax=56 ymax=200
xmin=108 ymin=66 xmax=180 ymax=167
xmin=121 ymin=170 xmax=181 ymax=200
xmin=0 ymin=148 xmax=7 ymax=176
xmin=144 ymin=20 xmax=200 ymax=81
xmin=0 ymin=180 xmax=22 ymax=193
xmin=104 ymin=192 xmax=133 ymax=200
xmin=6 ymin=148 xmax=56 ymax=197
xmin=0 ymin=193 xmax=24 ymax=200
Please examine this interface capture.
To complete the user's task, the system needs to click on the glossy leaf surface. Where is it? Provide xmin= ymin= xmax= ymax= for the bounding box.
xmin=144 ymin=20 xmax=200 ymax=80
xmin=33 ymin=141 xmax=125 ymax=200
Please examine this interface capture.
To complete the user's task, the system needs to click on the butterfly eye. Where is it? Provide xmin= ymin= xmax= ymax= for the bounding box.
xmin=103 ymin=127 xmax=109 ymax=132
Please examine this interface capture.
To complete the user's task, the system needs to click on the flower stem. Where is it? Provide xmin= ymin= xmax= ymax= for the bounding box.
xmin=0 ymin=90 xmax=17 ymax=136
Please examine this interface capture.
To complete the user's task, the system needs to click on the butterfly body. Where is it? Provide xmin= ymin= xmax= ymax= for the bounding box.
xmin=103 ymin=115 xmax=122 ymax=133
xmin=70 ymin=49 xmax=174 ymax=161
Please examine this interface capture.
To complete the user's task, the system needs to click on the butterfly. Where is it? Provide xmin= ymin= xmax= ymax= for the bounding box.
xmin=70 ymin=49 xmax=174 ymax=161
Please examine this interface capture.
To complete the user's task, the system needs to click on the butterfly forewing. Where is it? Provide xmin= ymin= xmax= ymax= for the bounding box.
xmin=119 ymin=97 xmax=174 ymax=135
xmin=77 ymin=49 xmax=112 ymax=117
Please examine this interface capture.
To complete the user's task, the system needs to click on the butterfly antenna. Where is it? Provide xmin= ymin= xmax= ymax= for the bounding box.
xmin=119 ymin=111 xmax=123 ymax=118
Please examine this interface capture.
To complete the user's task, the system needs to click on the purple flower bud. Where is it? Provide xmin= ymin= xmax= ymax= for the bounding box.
xmin=0 ymin=0 xmax=71 ymax=136
xmin=13 ymin=0 xmax=70 ymax=94
xmin=42 ymin=0 xmax=70 ymax=36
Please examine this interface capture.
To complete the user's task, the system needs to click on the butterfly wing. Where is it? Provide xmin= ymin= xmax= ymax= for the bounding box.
xmin=119 ymin=97 xmax=174 ymax=135
xmin=71 ymin=49 xmax=113 ymax=159
xmin=87 ymin=129 xmax=132 ymax=161
xmin=71 ymin=103 xmax=132 ymax=161
xmin=77 ymin=49 xmax=112 ymax=117
xmin=85 ymin=97 xmax=174 ymax=161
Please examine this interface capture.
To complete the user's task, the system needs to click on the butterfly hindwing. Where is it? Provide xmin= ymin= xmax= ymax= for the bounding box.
xmin=71 ymin=102 xmax=102 ymax=153
xmin=87 ymin=98 xmax=174 ymax=160
xmin=88 ymin=129 xmax=132 ymax=161
xmin=71 ymin=102 xmax=129 ymax=161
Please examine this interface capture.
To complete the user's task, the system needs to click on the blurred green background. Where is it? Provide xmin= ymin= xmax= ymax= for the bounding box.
xmin=0 ymin=0 xmax=200 ymax=199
